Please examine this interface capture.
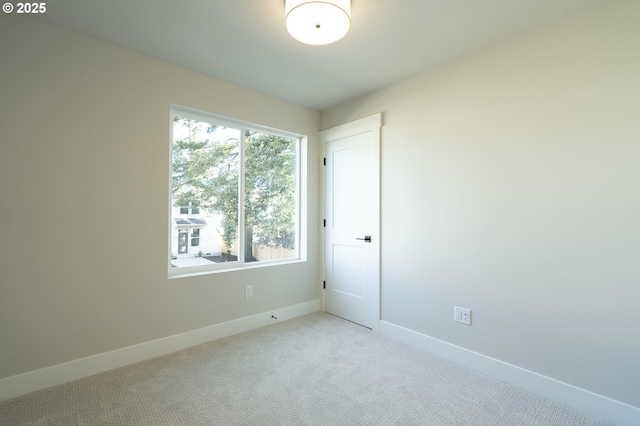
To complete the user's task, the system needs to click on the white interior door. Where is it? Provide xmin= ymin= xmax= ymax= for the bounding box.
xmin=321 ymin=114 xmax=380 ymax=331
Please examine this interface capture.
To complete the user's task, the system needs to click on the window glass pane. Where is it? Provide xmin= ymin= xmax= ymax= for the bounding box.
xmin=244 ymin=130 xmax=298 ymax=263
xmin=171 ymin=116 xmax=240 ymax=267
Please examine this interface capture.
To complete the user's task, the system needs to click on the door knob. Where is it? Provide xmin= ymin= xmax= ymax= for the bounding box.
xmin=356 ymin=235 xmax=372 ymax=243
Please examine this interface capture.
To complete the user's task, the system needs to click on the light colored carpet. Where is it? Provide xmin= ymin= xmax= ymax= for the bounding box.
xmin=0 ymin=313 xmax=610 ymax=425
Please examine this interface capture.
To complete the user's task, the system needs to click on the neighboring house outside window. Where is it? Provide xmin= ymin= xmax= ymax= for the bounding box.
xmin=171 ymin=205 xmax=220 ymax=259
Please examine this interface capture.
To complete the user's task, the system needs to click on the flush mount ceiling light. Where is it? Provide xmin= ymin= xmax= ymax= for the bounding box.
xmin=285 ymin=0 xmax=351 ymax=45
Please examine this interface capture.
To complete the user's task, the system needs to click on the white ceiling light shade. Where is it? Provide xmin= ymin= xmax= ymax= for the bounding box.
xmin=285 ymin=0 xmax=351 ymax=45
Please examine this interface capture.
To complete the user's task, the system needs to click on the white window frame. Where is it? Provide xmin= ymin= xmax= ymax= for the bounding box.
xmin=168 ymin=105 xmax=307 ymax=278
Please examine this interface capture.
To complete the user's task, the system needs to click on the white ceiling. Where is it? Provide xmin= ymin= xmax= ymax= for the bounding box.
xmin=35 ymin=0 xmax=606 ymax=111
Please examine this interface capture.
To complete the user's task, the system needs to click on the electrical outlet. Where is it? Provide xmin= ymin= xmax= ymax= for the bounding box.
xmin=454 ymin=306 xmax=471 ymax=325
xmin=245 ymin=285 xmax=253 ymax=298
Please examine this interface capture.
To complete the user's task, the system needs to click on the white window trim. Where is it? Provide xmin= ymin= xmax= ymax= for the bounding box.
xmin=168 ymin=105 xmax=307 ymax=278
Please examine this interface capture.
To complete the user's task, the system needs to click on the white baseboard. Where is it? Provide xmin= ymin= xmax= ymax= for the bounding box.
xmin=0 ymin=300 xmax=320 ymax=403
xmin=379 ymin=320 xmax=639 ymax=426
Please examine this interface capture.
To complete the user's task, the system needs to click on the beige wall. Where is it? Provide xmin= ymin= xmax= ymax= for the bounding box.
xmin=322 ymin=0 xmax=639 ymax=408
xmin=0 ymin=17 xmax=320 ymax=379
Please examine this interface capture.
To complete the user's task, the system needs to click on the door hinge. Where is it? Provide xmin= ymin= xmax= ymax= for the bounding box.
xmin=323 ymin=157 xmax=326 ymax=166
xmin=323 ymin=281 xmax=326 ymax=289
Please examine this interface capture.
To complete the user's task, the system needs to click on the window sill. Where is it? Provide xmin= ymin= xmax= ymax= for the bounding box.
xmin=168 ymin=258 xmax=306 ymax=280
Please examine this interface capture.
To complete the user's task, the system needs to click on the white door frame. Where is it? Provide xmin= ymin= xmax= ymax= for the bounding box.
xmin=320 ymin=113 xmax=381 ymax=331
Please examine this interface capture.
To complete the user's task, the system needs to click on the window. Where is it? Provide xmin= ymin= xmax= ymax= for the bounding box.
xmin=191 ymin=229 xmax=200 ymax=247
xmin=169 ymin=106 xmax=305 ymax=275
xmin=179 ymin=202 xmax=199 ymax=215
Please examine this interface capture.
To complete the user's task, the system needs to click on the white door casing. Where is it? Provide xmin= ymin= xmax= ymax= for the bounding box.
xmin=321 ymin=113 xmax=381 ymax=331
